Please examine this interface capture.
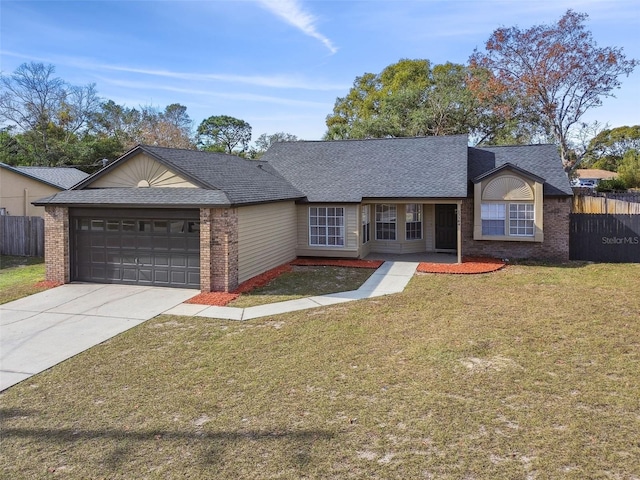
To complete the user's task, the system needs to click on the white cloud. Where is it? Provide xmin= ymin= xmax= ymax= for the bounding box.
xmin=256 ymin=0 xmax=338 ymax=54
xmin=94 ymin=76 xmax=331 ymax=108
xmin=94 ymin=64 xmax=346 ymax=91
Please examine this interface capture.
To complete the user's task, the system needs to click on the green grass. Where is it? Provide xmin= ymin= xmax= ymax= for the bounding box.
xmin=0 ymin=255 xmax=46 ymax=304
xmin=229 ymin=265 xmax=374 ymax=307
xmin=1 ymin=262 xmax=639 ymax=478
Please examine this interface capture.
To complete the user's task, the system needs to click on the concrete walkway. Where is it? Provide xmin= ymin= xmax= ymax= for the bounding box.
xmin=164 ymin=260 xmax=419 ymax=321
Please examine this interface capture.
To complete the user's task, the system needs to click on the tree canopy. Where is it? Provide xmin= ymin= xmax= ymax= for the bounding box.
xmin=617 ymin=149 xmax=640 ymax=188
xmin=0 ymin=62 xmax=100 ymax=166
xmin=0 ymin=62 xmax=197 ymax=170
xmin=197 ymin=115 xmax=252 ymax=155
xmin=580 ymin=125 xmax=640 ymax=171
xmin=250 ymin=132 xmax=299 ymax=158
xmin=324 ymin=59 xmax=537 ymax=145
xmin=469 ymin=10 xmax=637 ymax=169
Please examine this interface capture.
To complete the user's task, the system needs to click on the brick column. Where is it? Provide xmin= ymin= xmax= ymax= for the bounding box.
xmin=200 ymin=207 xmax=239 ymax=292
xmin=44 ymin=206 xmax=70 ymax=284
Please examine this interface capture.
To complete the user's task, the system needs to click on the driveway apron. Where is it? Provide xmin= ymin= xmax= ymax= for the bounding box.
xmin=0 ymin=284 xmax=197 ymax=391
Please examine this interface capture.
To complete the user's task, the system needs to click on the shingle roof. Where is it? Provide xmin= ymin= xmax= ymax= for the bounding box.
xmin=1 ymin=163 xmax=89 ymax=190
xmin=263 ymin=135 xmax=470 ymax=202
xmin=33 ymin=188 xmax=231 ymax=207
xmin=32 ymin=138 xmax=573 ymax=209
xmin=468 ymin=144 xmax=573 ymax=196
xmin=71 ymin=145 xmax=305 ymax=206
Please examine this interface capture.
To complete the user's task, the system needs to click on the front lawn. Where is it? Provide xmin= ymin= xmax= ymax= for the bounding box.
xmin=1 ymin=262 xmax=639 ymax=478
xmin=0 ymin=255 xmax=46 ymax=304
xmin=229 ymin=265 xmax=375 ymax=307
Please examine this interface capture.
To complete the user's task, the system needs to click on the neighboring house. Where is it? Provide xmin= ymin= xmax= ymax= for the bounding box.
xmin=34 ymin=135 xmax=573 ymax=292
xmin=571 ymin=169 xmax=619 ymax=188
xmin=0 ymin=163 xmax=89 ymax=217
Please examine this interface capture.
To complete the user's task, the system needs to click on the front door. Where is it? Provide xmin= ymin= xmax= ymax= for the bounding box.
xmin=435 ymin=204 xmax=457 ymax=250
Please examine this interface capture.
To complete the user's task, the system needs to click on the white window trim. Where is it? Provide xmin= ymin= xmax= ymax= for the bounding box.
xmin=375 ymin=204 xmax=397 ymax=241
xmin=361 ymin=205 xmax=371 ymax=244
xmin=473 ymin=176 xmax=544 ymax=243
xmin=481 ymin=202 xmax=535 ymax=238
xmin=309 ymin=206 xmax=345 ymax=247
xmin=405 ymin=204 xmax=423 ymax=241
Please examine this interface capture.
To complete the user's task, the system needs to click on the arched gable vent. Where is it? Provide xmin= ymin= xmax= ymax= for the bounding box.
xmin=482 ymin=175 xmax=533 ymax=201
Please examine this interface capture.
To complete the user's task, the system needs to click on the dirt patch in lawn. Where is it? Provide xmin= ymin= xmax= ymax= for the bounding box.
xmin=417 ymin=256 xmax=505 ymax=274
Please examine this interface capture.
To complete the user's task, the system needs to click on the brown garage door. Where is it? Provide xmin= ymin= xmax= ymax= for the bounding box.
xmin=71 ymin=209 xmax=200 ymax=289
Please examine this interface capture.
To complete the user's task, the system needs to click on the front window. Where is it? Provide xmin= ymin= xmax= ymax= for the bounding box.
xmin=362 ymin=205 xmax=370 ymax=244
xmin=309 ymin=207 xmax=344 ymax=246
xmin=481 ymin=204 xmax=506 ymax=235
xmin=481 ymin=203 xmax=534 ymax=237
xmin=405 ymin=204 xmax=422 ymax=240
xmin=375 ymin=204 xmax=397 ymax=240
xmin=509 ymin=203 xmax=534 ymax=236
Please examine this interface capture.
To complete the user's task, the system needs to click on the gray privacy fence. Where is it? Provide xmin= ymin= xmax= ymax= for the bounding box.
xmin=570 ymin=214 xmax=640 ymax=263
xmin=0 ymin=216 xmax=45 ymax=257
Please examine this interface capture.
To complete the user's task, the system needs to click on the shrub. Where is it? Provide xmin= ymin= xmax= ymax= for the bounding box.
xmin=618 ymin=149 xmax=640 ymax=189
xmin=595 ymin=177 xmax=627 ymax=192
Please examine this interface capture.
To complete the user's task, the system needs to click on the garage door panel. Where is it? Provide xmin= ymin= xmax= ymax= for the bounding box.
xmin=90 ymin=236 xmax=106 ymax=247
xmin=91 ymin=266 xmax=106 ymax=279
xmin=154 ymin=270 xmax=169 ymax=283
xmin=91 ymin=251 xmax=106 ymax=263
xmin=187 ymin=256 xmax=200 ymax=268
xmin=137 ymin=237 xmax=154 ymax=249
xmin=138 ymin=269 xmax=153 ymax=283
xmin=72 ymin=211 xmax=200 ymax=289
xmin=169 ymin=237 xmax=187 ymax=250
xmin=154 ymin=237 xmax=170 ymax=250
xmin=171 ymin=256 xmax=187 ymax=267
xmin=106 ymin=267 xmax=121 ymax=280
xmin=106 ymin=236 xmax=120 ymax=248
xmin=170 ymin=271 xmax=187 ymax=285
xmin=121 ymin=236 xmax=136 ymax=248
xmin=187 ymin=237 xmax=199 ymax=250
xmin=155 ymin=255 xmax=169 ymax=267
xmin=122 ymin=268 xmax=138 ymax=281
xmin=188 ymin=272 xmax=201 ymax=285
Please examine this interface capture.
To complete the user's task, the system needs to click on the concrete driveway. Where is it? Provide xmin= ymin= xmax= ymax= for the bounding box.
xmin=0 ymin=283 xmax=197 ymax=391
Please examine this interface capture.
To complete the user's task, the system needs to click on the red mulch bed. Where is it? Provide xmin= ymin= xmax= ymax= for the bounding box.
xmin=416 ymin=256 xmax=506 ymax=274
xmin=185 ymin=263 xmax=293 ymax=306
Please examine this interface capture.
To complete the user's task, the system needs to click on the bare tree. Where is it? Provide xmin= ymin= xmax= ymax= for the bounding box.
xmin=0 ymin=62 xmax=99 ymax=165
xmin=470 ymin=10 xmax=637 ymax=169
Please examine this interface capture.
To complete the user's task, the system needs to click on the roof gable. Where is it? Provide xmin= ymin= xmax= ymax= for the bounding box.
xmin=472 ymin=162 xmax=545 ymax=184
xmin=88 ymin=152 xmax=198 ymax=189
xmin=72 ymin=144 xmax=304 ymax=206
xmin=468 ymin=144 xmax=572 ymax=196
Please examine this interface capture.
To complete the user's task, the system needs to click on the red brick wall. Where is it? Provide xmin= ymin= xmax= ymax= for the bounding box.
xmin=44 ymin=206 xmax=70 ymax=284
xmin=461 ymin=197 xmax=571 ymax=262
xmin=200 ymin=207 xmax=239 ymax=292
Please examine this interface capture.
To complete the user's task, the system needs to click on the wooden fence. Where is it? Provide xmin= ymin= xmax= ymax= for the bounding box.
xmin=0 ymin=216 xmax=45 ymax=257
xmin=570 ymin=214 xmax=640 ymax=263
xmin=573 ymin=194 xmax=640 ymax=214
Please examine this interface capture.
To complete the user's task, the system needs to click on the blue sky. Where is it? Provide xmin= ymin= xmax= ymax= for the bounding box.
xmin=1 ymin=0 xmax=638 ymax=144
